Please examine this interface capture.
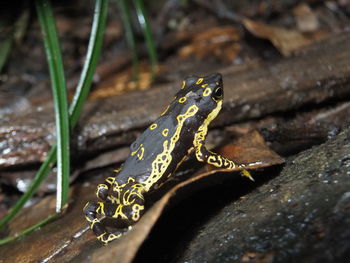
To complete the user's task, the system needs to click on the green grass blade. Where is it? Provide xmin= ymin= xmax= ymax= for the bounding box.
xmin=133 ymin=0 xmax=158 ymax=78
xmin=69 ymin=0 xmax=109 ymax=127
xmin=36 ymin=0 xmax=70 ymax=212
xmin=0 ymin=147 xmax=57 ymax=229
xmin=0 ymin=213 xmax=58 ymax=246
xmin=0 ymin=10 xmax=29 ymax=74
xmin=0 ymin=0 xmax=109 ymax=239
xmin=117 ymin=0 xmax=140 ymax=82
xmin=0 ymin=34 xmax=13 ymax=74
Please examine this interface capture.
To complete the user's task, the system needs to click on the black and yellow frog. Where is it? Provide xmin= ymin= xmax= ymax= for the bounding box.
xmin=84 ymin=73 xmax=251 ymax=244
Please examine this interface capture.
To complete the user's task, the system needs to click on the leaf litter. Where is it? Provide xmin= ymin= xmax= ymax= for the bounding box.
xmin=0 ymin=130 xmax=284 ymax=263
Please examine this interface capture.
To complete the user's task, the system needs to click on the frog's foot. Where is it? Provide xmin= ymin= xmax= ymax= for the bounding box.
xmin=84 ymin=202 xmax=111 ymax=243
xmin=84 ymin=195 xmax=145 ymax=244
xmin=98 ymin=226 xmax=133 ymax=245
xmin=84 ymin=201 xmax=126 ymax=244
xmin=97 ymin=230 xmax=123 ymax=245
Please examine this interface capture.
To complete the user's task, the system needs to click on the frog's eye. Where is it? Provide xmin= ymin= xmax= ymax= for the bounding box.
xmin=212 ymin=87 xmax=223 ymax=101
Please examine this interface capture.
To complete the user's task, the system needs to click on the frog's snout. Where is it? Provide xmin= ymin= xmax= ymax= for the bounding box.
xmin=206 ymin=73 xmax=222 ymax=83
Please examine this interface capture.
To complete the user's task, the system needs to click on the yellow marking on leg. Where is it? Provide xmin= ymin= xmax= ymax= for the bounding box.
xmin=107 ymin=195 xmax=119 ymax=203
xmin=106 ymin=176 xmax=116 ymax=184
xmin=181 ymin=80 xmax=186 ymax=89
xmin=97 ymin=232 xmax=107 ymax=240
xmin=96 ymin=202 xmax=105 ymax=215
xmin=90 ymin=218 xmax=100 ymax=229
xmin=83 ymin=202 xmax=90 ymax=211
xmin=208 ymin=155 xmax=222 ymax=167
xmin=121 ymin=184 xmax=145 ymax=205
xmin=112 ymin=204 xmax=128 ymax=219
xmin=104 ymin=233 xmax=122 ymax=243
xmin=96 ymin=184 xmax=108 ymax=198
xmin=131 ymin=204 xmax=144 ymax=221
xmin=122 ymin=189 xmax=134 ymax=205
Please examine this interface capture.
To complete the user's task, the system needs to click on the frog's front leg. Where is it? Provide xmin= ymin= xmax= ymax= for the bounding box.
xmin=195 ymin=144 xmax=236 ymax=169
xmin=84 ymin=179 xmax=146 ymax=244
xmin=195 ymin=136 xmax=254 ymax=181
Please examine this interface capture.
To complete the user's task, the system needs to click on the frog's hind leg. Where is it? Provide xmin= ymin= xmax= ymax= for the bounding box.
xmin=84 ymin=181 xmax=146 ymax=244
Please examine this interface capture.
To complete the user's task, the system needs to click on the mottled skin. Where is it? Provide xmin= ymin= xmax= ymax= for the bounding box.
xmin=84 ymin=73 xmax=250 ymax=244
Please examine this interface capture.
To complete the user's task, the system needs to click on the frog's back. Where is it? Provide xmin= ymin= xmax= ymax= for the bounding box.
xmin=116 ymin=73 xmax=224 ymax=190
xmin=116 ymin=109 xmax=198 ymax=187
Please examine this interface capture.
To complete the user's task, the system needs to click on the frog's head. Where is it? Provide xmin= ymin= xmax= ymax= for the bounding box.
xmin=175 ymin=73 xmax=224 ymax=119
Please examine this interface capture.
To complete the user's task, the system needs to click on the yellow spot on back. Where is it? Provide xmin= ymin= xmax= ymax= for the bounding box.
xmin=162 ymin=128 xmax=169 ymax=137
xmin=150 ymin=123 xmax=157 ymax=130
xmin=201 ymin=83 xmax=208 ymax=88
xmin=179 ymin=97 xmax=187 ymax=103
xmin=196 ymin=78 xmax=203 ymax=84
xmin=203 ymin=87 xmax=211 ymax=96
xmin=137 ymin=147 xmax=145 ymax=160
xmin=131 ymin=144 xmax=145 ymax=160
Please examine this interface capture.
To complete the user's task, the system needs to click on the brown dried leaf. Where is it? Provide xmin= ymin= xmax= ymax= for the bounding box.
xmin=0 ymin=132 xmax=283 ymax=263
xmin=82 ymin=131 xmax=284 ymax=262
xmin=178 ymin=26 xmax=241 ymax=63
xmin=89 ymin=63 xmax=166 ymax=100
xmin=292 ymin=3 xmax=319 ymax=32
xmin=242 ymin=18 xmax=328 ymax=56
xmin=0 ymin=184 xmax=97 ymax=263
xmin=212 ymin=130 xmax=284 ymax=170
xmin=238 ymin=250 xmax=275 ymax=263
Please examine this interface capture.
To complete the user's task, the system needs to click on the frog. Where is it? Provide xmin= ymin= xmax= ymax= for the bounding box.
xmin=83 ymin=73 xmax=252 ymax=244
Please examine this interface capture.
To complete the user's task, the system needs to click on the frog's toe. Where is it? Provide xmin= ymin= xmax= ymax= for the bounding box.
xmin=241 ymin=169 xmax=254 ymax=181
xmin=98 ymin=232 xmax=123 ymax=245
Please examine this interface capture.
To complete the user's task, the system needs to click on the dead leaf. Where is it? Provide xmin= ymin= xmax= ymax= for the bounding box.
xmin=242 ymin=18 xmax=328 ymax=56
xmin=178 ymin=26 xmax=241 ymax=63
xmin=238 ymin=250 xmax=275 ymax=263
xmin=89 ymin=63 xmax=165 ymax=100
xmin=0 ymin=131 xmax=284 ymax=263
xmin=292 ymin=3 xmax=319 ymax=32
xmin=213 ymin=130 xmax=284 ymax=169
xmin=82 ymin=131 xmax=284 ymax=263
